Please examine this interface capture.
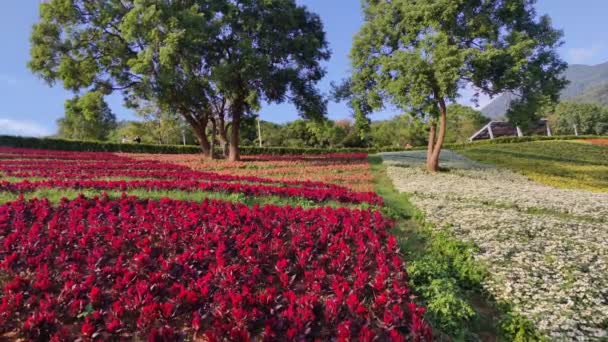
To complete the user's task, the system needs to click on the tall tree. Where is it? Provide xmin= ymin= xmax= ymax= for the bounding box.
xmin=209 ymin=0 xmax=330 ymax=161
xmin=349 ymin=0 xmax=567 ymax=171
xmin=57 ymin=91 xmax=117 ymax=141
xmin=28 ymin=0 xmax=224 ymax=157
xmin=29 ymin=0 xmax=329 ymax=161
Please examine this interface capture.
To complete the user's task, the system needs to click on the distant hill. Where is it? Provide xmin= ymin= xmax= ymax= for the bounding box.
xmin=481 ymin=61 xmax=608 ymax=119
xmin=571 ymin=83 xmax=608 ymax=106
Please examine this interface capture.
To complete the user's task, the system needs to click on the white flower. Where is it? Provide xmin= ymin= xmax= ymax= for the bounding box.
xmin=384 ymin=150 xmax=608 ymax=340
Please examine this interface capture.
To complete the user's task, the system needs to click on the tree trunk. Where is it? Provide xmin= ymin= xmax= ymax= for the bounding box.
xmin=426 ymin=99 xmax=447 ymax=172
xmin=426 ymin=122 xmax=436 ymax=168
xmin=181 ymin=110 xmax=211 ymax=158
xmin=209 ymin=119 xmax=217 ymax=160
xmin=228 ymin=106 xmax=241 ymax=162
xmin=217 ymin=117 xmax=230 ymax=158
xmin=193 ymin=123 xmax=211 ymax=157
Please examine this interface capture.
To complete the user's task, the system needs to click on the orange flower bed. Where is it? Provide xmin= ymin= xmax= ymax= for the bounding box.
xmin=586 ymin=138 xmax=608 ymax=146
xmin=122 ymin=153 xmax=375 ymax=192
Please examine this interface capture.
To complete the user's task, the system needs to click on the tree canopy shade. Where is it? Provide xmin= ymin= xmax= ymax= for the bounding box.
xmin=28 ymin=0 xmax=330 ymax=161
xmin=349 ymin=0 xmax=567 ymax=171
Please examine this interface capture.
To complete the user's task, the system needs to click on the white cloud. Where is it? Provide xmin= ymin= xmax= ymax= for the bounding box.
xmin=567 ymin=44 xmax=605 ymax=64
xmin=0 ymin=118 xmax=51 ymax=137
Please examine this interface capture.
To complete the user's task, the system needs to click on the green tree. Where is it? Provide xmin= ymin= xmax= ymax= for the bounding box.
xmin=109 ymin=119 xmax=197 ymax=145
xmin=134 ymin=101 xmax=192 ymax=145
xmin=57 ymin=91 xmax=117 ymax=141
xmin=445 ymin=104 xmax=489 ymax=143
xmin=371 ymin=115 xmax=428 ymax=148
xmin=331 ymin=79 xmax=373 ymax=146
xmin=545 ymin=102 xmax=608 ymax=135
xmin=28 ymin=0 xmax=329 ymax=161
xmin=349 ymin=0 xmax=567 ymax=171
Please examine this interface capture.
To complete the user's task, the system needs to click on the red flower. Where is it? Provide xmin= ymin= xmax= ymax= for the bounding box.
xmin=160 ymin=302 xmax=174 ymax=318
xmin=106 ymin=319 xmax=122 ymax=333
xmin=89 ymin=287 xmax=102 ymax=306
xmin=81 ymin=320 xmax=96 ymax=337
xmin=0 ymin=186 xmax=430 ymax=340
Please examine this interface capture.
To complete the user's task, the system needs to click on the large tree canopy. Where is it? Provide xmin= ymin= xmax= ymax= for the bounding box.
xmin=349 ymin=0 xmax=567 ymax=171
xmin=29 ymin=0 xmax=330 ymax=161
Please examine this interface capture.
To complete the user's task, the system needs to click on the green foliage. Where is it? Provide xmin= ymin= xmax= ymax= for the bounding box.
xmin=0 ymin=134 xmax=407 ymax=155
xmin=545 ymin=101 xmax=608 ymax=135
xmin=107 ymin=119 xmax=197 ymax=146
xmin=57 ymin=91 xmax=116 ymax=141
xmin=499 ymin=312 xmax=549 ymax=342
xmin=107 ymin=121 xmax=148 ymax=143
xmin=460 ymin=141 xmax=608 ymax=191
xmin=238 ymin=118 xmax=366 ymax=148
xmin=406 ymin=230 xmax=486 ymax=335
xmin=351 ymin=0 xmax=567 ymax=112
xmin=131 ymin=101 xmax=196 ymax=145
xmin=368 ymin=106 xmax=487 ymax=148
xmin=28 ymin=0 xmax=330 ymax=158
xmin=370 ymin=115 xmax=428 ymax=147
xmin=445 ymin=104 xmax=489 ymax=143
xmin=348 ymin=0 xmax=567 ymax=169
xmin=331 ymin=78 xmax=373 ymax=144
xmin=423 ymin=279 xmax=476 ymax=333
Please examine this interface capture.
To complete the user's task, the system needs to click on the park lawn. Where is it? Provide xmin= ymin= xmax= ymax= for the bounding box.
xmin=459 ymin=140 xmax=608 ymax=191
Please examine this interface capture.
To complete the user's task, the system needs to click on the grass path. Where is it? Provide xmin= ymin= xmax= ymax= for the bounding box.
xmin=0 ymin=188 xmax=375 ymax=211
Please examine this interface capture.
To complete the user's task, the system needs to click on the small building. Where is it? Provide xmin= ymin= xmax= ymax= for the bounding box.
xmin=469 ymin=119 xmax=552 ymax=141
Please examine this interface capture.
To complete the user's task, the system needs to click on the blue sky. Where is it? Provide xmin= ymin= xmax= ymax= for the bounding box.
xmin=1 ymin=1 xmax=608 ymax=137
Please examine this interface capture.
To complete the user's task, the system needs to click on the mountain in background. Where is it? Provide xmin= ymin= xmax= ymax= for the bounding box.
xmin=481 ymin=61 xmax=608 ymax=119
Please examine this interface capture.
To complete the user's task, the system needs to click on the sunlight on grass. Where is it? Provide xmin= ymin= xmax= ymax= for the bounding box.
xmin=0 ymin=188 xmax=376 ymax=210
xmin=459 ymin=141 xmax=608 ymax=191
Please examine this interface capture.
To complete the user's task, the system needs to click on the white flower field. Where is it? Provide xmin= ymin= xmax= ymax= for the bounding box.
xmin=384 ymin=150 xmax=608 ymax=340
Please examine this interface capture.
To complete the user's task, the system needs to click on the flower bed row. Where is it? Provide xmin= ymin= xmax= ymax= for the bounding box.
xmin=0 ymin=179 xmax=383 ymax=205
xmin=2 ymin=167 xmax=351 ymax=192
xmin=0 ymin=196 xmax=431 ymax=341
xmin=0 ymin=147 xmax=362 ymax=192
xmin=127 ymin=153 xmax=376 ymax=192
xmin=0 ymin=147 xmax=130 ymax=161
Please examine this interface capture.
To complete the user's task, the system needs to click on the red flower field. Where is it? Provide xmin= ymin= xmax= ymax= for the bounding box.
xmin=0 ymin=147 xmax=431 ymax=341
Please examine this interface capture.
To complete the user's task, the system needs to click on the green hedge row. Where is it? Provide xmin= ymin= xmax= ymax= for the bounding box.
xmin=0 ymin=135 xmax=202 ymax=154
xmin=0 ymin=134 xmax=601 ymax=155
xmin=0 ymin=135 xmax=407 ymax=155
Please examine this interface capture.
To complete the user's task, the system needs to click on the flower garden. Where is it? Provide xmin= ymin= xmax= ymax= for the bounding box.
xmin=385 ymin=148 xmax=608 ymax=340
xmin=0 ymin=147 xmax=432 ymax=341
